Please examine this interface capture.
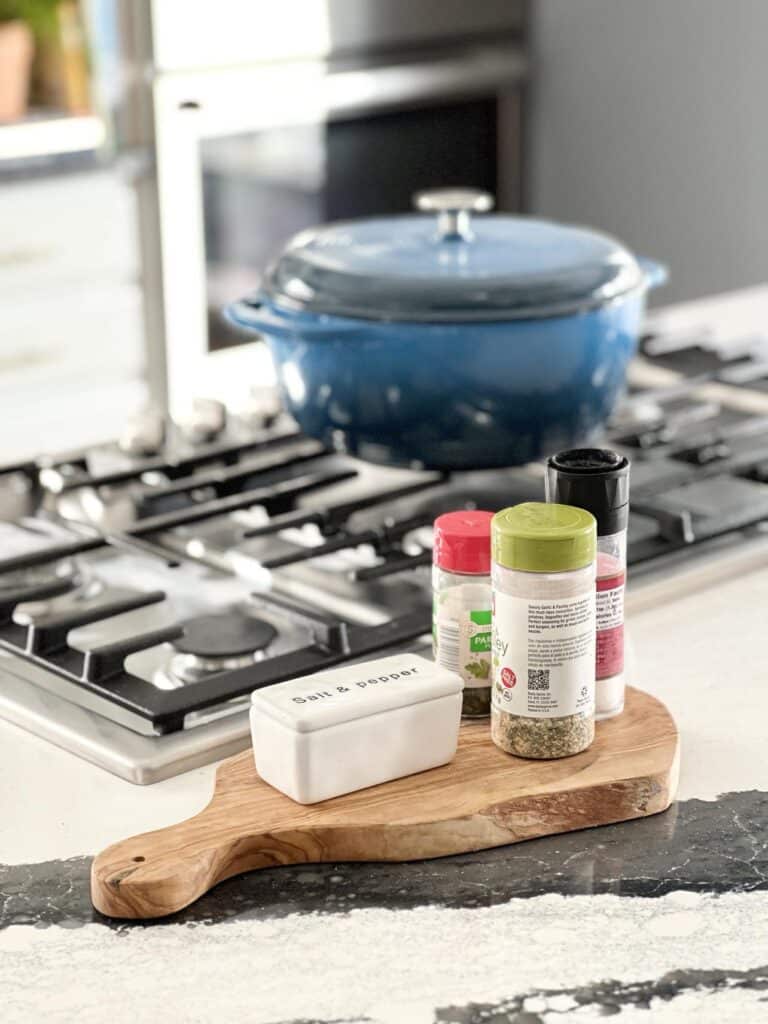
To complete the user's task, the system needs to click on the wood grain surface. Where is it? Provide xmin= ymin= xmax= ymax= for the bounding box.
xmin=91 ymin=686 xmax=679 ymax=919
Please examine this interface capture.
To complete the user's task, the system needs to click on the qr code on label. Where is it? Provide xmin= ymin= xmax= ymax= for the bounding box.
xmin=528 ymin=669 xmax=550 ymax=690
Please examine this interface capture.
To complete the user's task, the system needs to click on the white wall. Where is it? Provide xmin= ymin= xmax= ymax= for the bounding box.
xmin=529 ymin=0 xmax=768 ymax=304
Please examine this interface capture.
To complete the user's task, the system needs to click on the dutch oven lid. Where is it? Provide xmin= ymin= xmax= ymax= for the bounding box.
xmin=261 ymin=188 xmax=646 ymax=323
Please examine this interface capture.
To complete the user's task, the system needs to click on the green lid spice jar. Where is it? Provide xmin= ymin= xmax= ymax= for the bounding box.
xmin=490 ymin=502 xmax=597 ymax=759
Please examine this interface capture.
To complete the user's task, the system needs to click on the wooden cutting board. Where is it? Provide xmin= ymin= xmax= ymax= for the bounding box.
xmin=91 ymin=686 xmax=679 ymax=919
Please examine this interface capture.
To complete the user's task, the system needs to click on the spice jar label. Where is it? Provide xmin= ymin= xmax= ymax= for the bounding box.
xmin=492 ymin=591 xmax=596 ymax=718
xmin=434 ymin=603 xmax=492 ymax=688
xmin=596 ymin=571 xmax=625 ymax=679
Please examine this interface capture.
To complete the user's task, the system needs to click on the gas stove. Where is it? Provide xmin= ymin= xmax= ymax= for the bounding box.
xmin=3 ymin=311 xmax=768 ymax=782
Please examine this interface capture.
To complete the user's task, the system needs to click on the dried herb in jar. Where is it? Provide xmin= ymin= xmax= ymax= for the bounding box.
xmin=460 ymin=683 xmax=492 ymax=717
xmin=491 ymin=708 xmax=593 ymax=759
xmin=490 ymin=503 xmax=597 ymax=759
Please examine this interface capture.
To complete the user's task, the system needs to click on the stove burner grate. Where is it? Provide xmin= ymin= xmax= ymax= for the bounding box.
xmin=0 ymin=558 xmax=81 ymax=620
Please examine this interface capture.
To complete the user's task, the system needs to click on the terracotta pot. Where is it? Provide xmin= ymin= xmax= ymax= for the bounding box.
xmin=0 ymin=20 xmax=34 ymax=123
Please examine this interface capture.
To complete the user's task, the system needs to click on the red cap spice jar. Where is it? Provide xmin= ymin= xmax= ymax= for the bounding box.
xmin=432 ymin=511 xmax=494 ymax=718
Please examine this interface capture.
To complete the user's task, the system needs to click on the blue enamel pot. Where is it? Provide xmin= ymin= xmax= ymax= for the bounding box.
xmin=227 ymin=189 xmax=667 ymax=470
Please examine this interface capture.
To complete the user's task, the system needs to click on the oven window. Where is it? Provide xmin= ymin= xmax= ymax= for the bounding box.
xmin=201 ymin=124 xmax=325 ymax=351
xmin=202 ymin=97 xmax=499 ymax=351
xmin=326 ymin=98 xmax=497 ymax=219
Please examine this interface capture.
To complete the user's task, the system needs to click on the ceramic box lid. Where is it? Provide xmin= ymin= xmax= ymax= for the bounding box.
xmin=250 ymin=654 xmax=461 ymax=734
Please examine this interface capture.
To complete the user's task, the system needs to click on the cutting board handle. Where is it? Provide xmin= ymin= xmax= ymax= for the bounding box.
xmin=91 ymin=807 xmax=299 ymax=919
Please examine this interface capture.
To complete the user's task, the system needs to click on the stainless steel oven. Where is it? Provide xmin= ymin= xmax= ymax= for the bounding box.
xmin=123 ymin=1 xmax=529 ymax=418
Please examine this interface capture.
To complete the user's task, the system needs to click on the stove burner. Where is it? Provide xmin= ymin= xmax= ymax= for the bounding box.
xmin=156 ymin=612 xmax=280 ymax=689
xmin=174 ymin=612 xmax=278 ymax=658
xmin=165 ymin=651 xmax=263 ymax=688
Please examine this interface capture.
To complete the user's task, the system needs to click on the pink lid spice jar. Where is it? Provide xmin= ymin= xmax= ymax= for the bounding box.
xmin=545 ymin=449 xmax=630 ymax=719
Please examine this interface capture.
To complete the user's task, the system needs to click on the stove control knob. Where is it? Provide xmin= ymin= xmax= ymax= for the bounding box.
xmin=240 ymin=387 xmax=282 ymax=431
xmin=179 ymin=398 xmax=228 ymax=444
xmin=118 ymin=409 xmax=166 ymax=457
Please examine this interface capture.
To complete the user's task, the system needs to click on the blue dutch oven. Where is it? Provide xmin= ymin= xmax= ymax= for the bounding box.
xmin=227 ymin=188 xmax=666 ymax=470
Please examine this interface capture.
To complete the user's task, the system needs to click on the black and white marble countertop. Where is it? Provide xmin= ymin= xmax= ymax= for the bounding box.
xmin=4 ymin=293 xmax=768 ymax=1022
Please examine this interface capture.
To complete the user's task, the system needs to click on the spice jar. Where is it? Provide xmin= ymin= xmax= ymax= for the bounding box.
xmin=433 ymin=511 xmax=494 ymax=718
xmin=491 ymin=502 xmax=597 ymax=758
xmin=546 ymin=449 xmax=630 ymax=720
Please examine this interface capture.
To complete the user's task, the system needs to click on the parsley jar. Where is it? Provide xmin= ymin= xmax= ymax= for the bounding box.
xmin=433 ymin=511 xmax=494 ymax=718
xmin=491 ymin=503 xmax=597 ymax=758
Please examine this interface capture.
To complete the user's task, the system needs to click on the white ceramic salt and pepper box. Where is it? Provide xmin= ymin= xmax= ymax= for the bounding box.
xmin=250 ymin=654 xmax=463 ymax=804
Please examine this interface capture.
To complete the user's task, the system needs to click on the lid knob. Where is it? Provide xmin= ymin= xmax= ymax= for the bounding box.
xmin=413 ymin=187 xmax=494 ymax=242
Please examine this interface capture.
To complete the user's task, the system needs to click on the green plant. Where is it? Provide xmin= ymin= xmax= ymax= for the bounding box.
xmin=0 ymin=0 xmax=60 ymax=37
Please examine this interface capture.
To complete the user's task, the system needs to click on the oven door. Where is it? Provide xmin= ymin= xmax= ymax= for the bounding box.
xmin=152 ymin=46 xmax=526 ymax=417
